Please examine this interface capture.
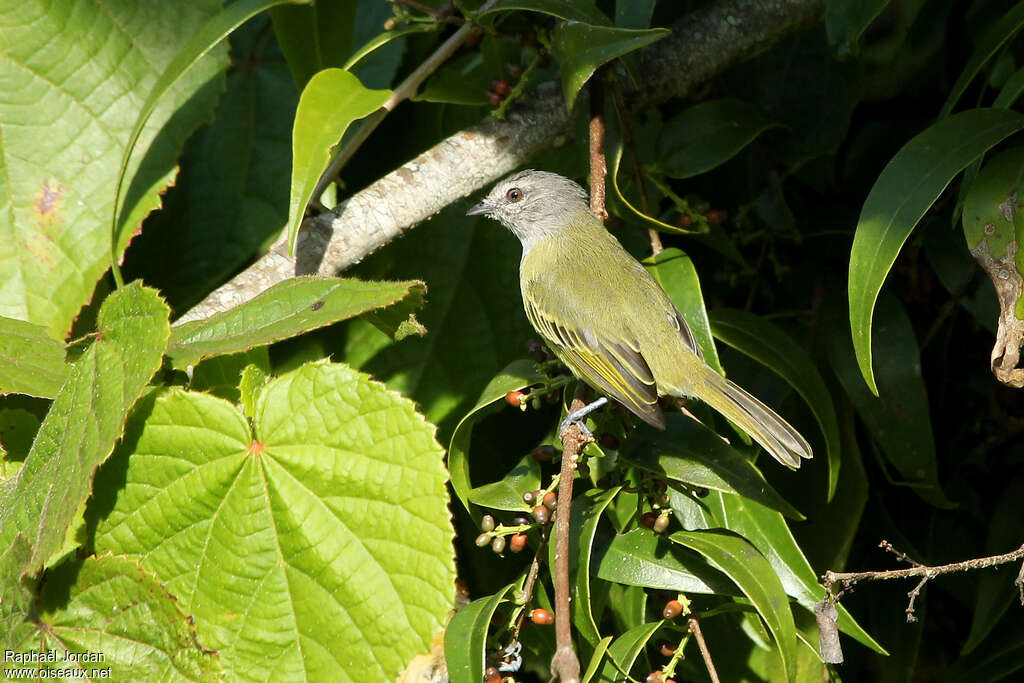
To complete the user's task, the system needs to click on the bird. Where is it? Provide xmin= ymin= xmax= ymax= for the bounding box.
xmin=466 ymin=169 xmax=812 ymax=469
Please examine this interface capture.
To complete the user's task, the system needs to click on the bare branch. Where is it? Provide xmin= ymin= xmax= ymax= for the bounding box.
xmin=687 ymin=616 xmax=721 ymax=683
xmin=178 ymin=0 xmax=824 ymax=324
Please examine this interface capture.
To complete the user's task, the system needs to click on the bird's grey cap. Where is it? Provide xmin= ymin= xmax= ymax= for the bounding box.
xmin=466 ymin=170 xmax=590 ymax=250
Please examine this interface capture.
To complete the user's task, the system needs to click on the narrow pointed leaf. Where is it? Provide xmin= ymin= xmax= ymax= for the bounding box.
xmin=285 ymin=69 xmax=391 ymax=255
xmin=669 ymin=530 xmax=798 ymax=683
xmin=825 ymin=0 xmax=890 ymax=57
xmin=709 ymin=308 xmax=841 ymax=499
xmin=848 ymin=108 xmax=1024 ymax=394
xmin=167 ymin=277 xmax=425 ymax=368
xmin=445 ymin=586 xmax=515 ymax=683
xmin=479 ymin=0 xmax=608 ymax=24
xmin=468 ymin=453 xmax=541 ymax=511
xmin=597 ymin=621 xmax=662 ymax=682
xmin=569 ymin=487 xmax=621 ymax=646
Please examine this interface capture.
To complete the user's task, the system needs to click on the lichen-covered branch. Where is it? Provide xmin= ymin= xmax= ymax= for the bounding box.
xmin=177 ymin=0 xmax=824 ymax=324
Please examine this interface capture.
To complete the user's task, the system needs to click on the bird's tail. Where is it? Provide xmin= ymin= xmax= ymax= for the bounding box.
xmin=694 ymin=367 xmax=812 ymax=469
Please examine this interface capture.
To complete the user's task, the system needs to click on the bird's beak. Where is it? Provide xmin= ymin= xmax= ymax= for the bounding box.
xmin=466 ymin=201 xmax=493 ymax=216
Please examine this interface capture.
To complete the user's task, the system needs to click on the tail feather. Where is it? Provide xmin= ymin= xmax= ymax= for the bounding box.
xmin=695 ymin=368 xmax=812 ymax=470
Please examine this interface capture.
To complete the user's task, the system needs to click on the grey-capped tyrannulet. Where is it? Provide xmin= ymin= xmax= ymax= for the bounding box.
xmin=467 ymin=170 xmax=811 ymax=469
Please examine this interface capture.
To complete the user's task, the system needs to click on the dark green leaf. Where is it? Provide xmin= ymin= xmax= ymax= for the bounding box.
xmin=343 ymin=24 xmax=438 ymax=72
xmin=829 ymin=295 xmax=953 ymax=508
xmin=659 ymin=99 xmax=781 ymax=179
xmin=167 ymin=277 xmax=425 ymax=369
xmin=449 ymin=360 xmax=543 ymax=517
xmin=592 ymin=528 xmax=737 ymax=595
xmin=668 ymin=530 xmax=797 ymax=682
xmin=270 ymin=2 xmax=357 ymax=90
xmin=644 ymin=249 xmax=724 ymax=373
xmin=468 ymin=453 xmax=541 ymax=511
xmin=993 ymin=65 xmax=1024 ymax=109
xmin=825 ymin=0 xmax=891 ymax=57
xmin=570 ymin=487 xmax=621 ymax=646
xmin=551 ymin=23 xmax=669 ymax=111
xmin=479 ymin=0 xmax=607 ymax=24
xmin=848 ymin=108 xmax=1024 ymax=394
xmin=615 ymin=0 xmax=656 ymax=29
xmin=939 ymin=3 xmax=1024 ymax=118
xmin=581 ymin=635 xmax=613 ymax=683
xmin=620 ymin=414 xmax=804 ymax=519
xmin=445 ymin=585 xmax=515 ymax=683
xmin=709 ymin=308 xmax=842 ymax=499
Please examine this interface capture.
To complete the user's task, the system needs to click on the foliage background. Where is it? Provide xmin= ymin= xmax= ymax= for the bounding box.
xmin=1 ymin=0 xmax=1024 ymax=681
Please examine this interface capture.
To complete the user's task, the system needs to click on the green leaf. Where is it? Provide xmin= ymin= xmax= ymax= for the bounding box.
xmin=994 ymin=65 xmax=1024 ymax=109
xmin=93 ymin=361 xmax=454 ymax=681
xmin=569 ymin=487 xmax=621 ymax=646
xmin=615 ymin=0 xmax=656 ymax=29
xmin=0 ymin=283 xmax=169 ymax=574
xmin=939 ymin=3 xmax=1024 ymax=119
xmin=608 ymin=131 xmax=695 ymax=235
xmin=449 ymin=360 xmax=543 ymax=517
xmin=0 ymin=0 xmax=226 ymax=338
xmin=270 ymin=2 xmax=357 ymax=90
xmin=659 ymin=99 xmax=781 ymax=179
xmin=0 ymin=410 xmax=40 ymax=479
xmin=581 ymin=635 xmax=613 ymax=683
xmin=167 ymin=276 xmax=425 ymax=368
xmin=444 ymin=585 xmax=515 ymax=683
xmin=825 ymin=0 xmax=890 ymax=57
xmin=829 ymin=295 xmax=953 ymax=508
xmin=709 ymin=308 xmax=842 ymax=499
xmin=704 ymin=492 xmax=885 ymax=654
xmin=26 ymin=556 xmax=222 ymax=680
xmin=0 ymin=534 xmax=34 ymax=650
xmin=596 ymin=620 xmax=662 ymax=682
xmin=644 ymin=249 xmax=723 ymax=373
xmin=286 ymin=68 xmax=391 ymax=255
xmin=848 ymin=108 xmax=1024 ymax=394
xmin=592 ymin=528 xmax=737 ymax=595
xmin=124 ymin=21 xmax=299 ymax=314
xmin=962 ymin=146 xmax=1024 ymax=316
xmin=190 ymin=348 xmax=271 ymax=403
xmin=551 ymin=23 xmax=669 ymax=111
xmin=479 ymin=0 xmax=608 ymax=24
xmin=239 ymin=364 xmax=270 ymax=422
xmin=0 ymin=317 xmax=67 ymax=399
xmin=112 ymin=0 xmax=310 ymax=281
xmin=668 ymin=530 xmax=798 ymax=683
xmin=344 ymin=23 xmax=437 ymax=71
xmin=621 ymin=414 xmax=804 ymax=519
xmin=468 ymin=453 xmax=541 ymax=511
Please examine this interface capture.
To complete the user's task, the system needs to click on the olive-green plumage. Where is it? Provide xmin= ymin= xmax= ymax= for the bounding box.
xmin=467 ymin=170 xmax=811 ymax=469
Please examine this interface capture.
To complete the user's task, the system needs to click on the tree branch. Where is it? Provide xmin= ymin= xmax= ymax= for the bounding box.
xmin=177 ymin=0 xmax=824 ymax=324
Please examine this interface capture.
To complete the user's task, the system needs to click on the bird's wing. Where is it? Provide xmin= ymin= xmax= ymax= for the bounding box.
xmin=522 ymin=282 xmax=664 ymax=428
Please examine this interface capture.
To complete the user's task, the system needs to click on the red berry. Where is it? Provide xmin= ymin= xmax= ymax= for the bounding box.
xmin=542 ymin=491 xmax=557 ymax=510
xmin=530 ymin=608 xmax=554 ymax=625
xmin=641 ymin=512 xmax=658 ymax=529
xmin=645 ymin=672 xmax=664 ymax=683
xmin=657 ymin=639 xmax=676 ymax=657
xmin=505 ymin=390 xmax=525 ymax=407
xmin=487 ymin=91 xmax=503 ymax=107
xmin=466 ymin=27 xmax=484 ymax=48
xmin=598 ymin=433 xmax=620 ymax=449
xmin=677 ymin=214 xmax=692 ymax=228
xmin=663 ymin=599 xmax=683 ymax=619
xmin=492 ymin=78 xmax=510 ymax=95
xmin=532 ymin=505 xmax=550 ymax=524
xmin=509 ymin=533 xmax=528 ymax=553
xmin=706 ymin=209 xmax=727 ymax=224
xmin=532 ymin=444 xmax=556 ymax=461
xmin=484 ymin=665 xmax=501 ymax=682
xmin=507 ymin=62 xmax=523 ymax=78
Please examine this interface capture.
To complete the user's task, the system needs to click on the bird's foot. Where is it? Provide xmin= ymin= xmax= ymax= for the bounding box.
xmin=558 ymin=397 xmax=608 ymax=439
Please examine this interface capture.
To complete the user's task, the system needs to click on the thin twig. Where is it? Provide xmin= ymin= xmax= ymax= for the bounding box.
xmin=589 ymin=76 xmax=608 ymax=221
xmin=687 ymin=616 xmax=721 ymax=683
xmin=310 ymin=0 xmax=496 ymax=206
xmin=510 ymin=523 xmax=550 ymax=645
xmin=823 ymin=540 xmax=1024 ymax=623
xmin=550 ymin=386 xmax=588 ymax=683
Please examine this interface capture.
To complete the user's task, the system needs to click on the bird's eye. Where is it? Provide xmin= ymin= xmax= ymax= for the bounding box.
xmin=506 ymin=188 xmax=523 ymax=202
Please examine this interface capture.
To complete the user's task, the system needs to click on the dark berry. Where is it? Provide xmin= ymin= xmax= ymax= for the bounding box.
xmin=491 ymin=78 xmax=510 ymax=95
xmin=598 ymin=433 xmax=620 ymax=449
xmin=466 ymin=27 xmax=484 ymax=48
xmin=512 ymin=516 xmax=530 ymax=527
xmin=487 ymin=91 xmax=503 ymax=107
xmin=677 ymin=214 xmax=692 ymax=228
xmin=532 ymin=444 xmax=556 ymax=461
xmin=532 ymin=505 xmax=549 ymax=524
xmin=657 ymin=639 xmax=676 ymax=657
xmin=542 ymin=491 xmax=557 ymax=510
xmin=706 ymin=209 xmax=727 ymax=224
xmin=663 ymin=599 xmax=683 ymax=619
xmin=641 ymin=512 xmax=658 ymax=529
xmin=507 ymin=62 xmax=523 ymax=78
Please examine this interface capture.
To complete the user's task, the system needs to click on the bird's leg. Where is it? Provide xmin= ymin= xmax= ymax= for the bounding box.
xmin=558 ymin=396 xmax=608 ymax=438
